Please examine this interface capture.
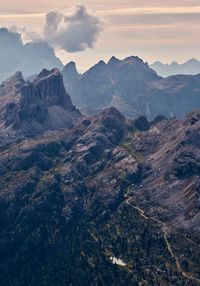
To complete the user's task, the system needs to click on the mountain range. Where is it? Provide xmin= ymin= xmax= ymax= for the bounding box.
xmin=1 ymin=28 xmax=200 ymax=122
xmin=0 ymin=67 xmax=200 ymax=285
xmin=150 ymin=58 xmax=200 ymax=77
xmin=0 ymin=28 xmax=63 ymax=83
xmin=62 ymin=56 xmax=200 ymax=120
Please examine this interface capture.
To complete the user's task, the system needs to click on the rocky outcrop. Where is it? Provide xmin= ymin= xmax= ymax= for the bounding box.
xmin=133 ymin=116 xmax=150 ymax=131
xmin=17 ymin=69 xmax=81 ymax=135
xmin=173 ymin=151 xmax=200 ymax=179
xmin=33 ymin=69 xmax=74 ymax=108
xmin=0 ymin=69 xmax=81 ymax=137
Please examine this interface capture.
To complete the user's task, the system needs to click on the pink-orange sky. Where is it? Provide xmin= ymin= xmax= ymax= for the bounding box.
xmin=0 ymin=0 xmax=200 ymax=71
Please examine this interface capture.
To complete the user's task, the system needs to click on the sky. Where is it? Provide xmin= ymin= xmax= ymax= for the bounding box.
xmin=0 ymin=0 xmax=200 ymax=72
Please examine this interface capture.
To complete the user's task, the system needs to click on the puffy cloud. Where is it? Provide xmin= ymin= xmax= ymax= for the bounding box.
xmin=42 ymin=5 xmax=104 ymax=53
xmin=8 ymin=5 xmax=104 ymax=53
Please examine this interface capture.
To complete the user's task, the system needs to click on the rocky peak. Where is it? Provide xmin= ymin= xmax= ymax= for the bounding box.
xmin=62 ymin=62 xmax=80 ymax=90
xmin=85 ymin=60 xmax=107 ymax=76
xmin=32 ymin=68 xmax=75 ymax=109
xmin=1 ymin=69 xmax=81 ymax=136
xmin=0 ymin=30 xmax=63 ymax=83
xmin=123 ymin=56 xmax=152 ymax=71
xmin=0 ymin=71 xmax=25 ymax=97
xmin=108 ymin=56 xmax=121 ymax=65
xmin=63 ymin=61 xmax=79 ymax=77
xmin=99 ymin=107 xmax=128 ymax=139
xmin=124 ymin=55 xmax=145 ymax=64
xmin=20 ymin=42 xmax=63 ymax=73
xmin=0 ymin=28 xmax=23 ymax=50
xmin=185 ymin=58 xmax=199 ymax=65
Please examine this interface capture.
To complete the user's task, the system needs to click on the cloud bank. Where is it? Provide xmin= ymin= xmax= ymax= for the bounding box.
xmin=43 ymin=5 xmax=104 ymax=53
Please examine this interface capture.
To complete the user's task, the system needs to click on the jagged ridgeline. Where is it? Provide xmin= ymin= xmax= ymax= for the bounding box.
xmin=150 ymin=59 xmax=200 ymax=77
xmin=0 ymin=66 xmax=200 ymax=285
xmin=62 ymin=56 xmax=200 ymax=120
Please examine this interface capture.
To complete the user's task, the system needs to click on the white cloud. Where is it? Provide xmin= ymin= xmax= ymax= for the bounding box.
xmin=42 ymin=5 xmax=104 ymax=53
xmin=8 ymin=5 xmax=104 ymax=53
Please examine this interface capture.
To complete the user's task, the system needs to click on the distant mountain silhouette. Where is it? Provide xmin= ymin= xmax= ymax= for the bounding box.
xmin=150 ymin=58 xmax=200 ymax=77
xmin=62 ymin=56 xmax=200 ymax=119
xmin=0 ymin=28 xmax=63 ymax=83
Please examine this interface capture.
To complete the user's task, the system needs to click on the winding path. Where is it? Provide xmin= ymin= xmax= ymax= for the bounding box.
xmin=125 ymin=195 xmax=200 ymax=285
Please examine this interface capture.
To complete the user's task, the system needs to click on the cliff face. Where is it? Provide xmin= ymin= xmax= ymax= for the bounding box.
xmin=0 ymin=69 xmax=81 ymax=137
xmin=17 ymin=69 xmax=80 ymax=135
